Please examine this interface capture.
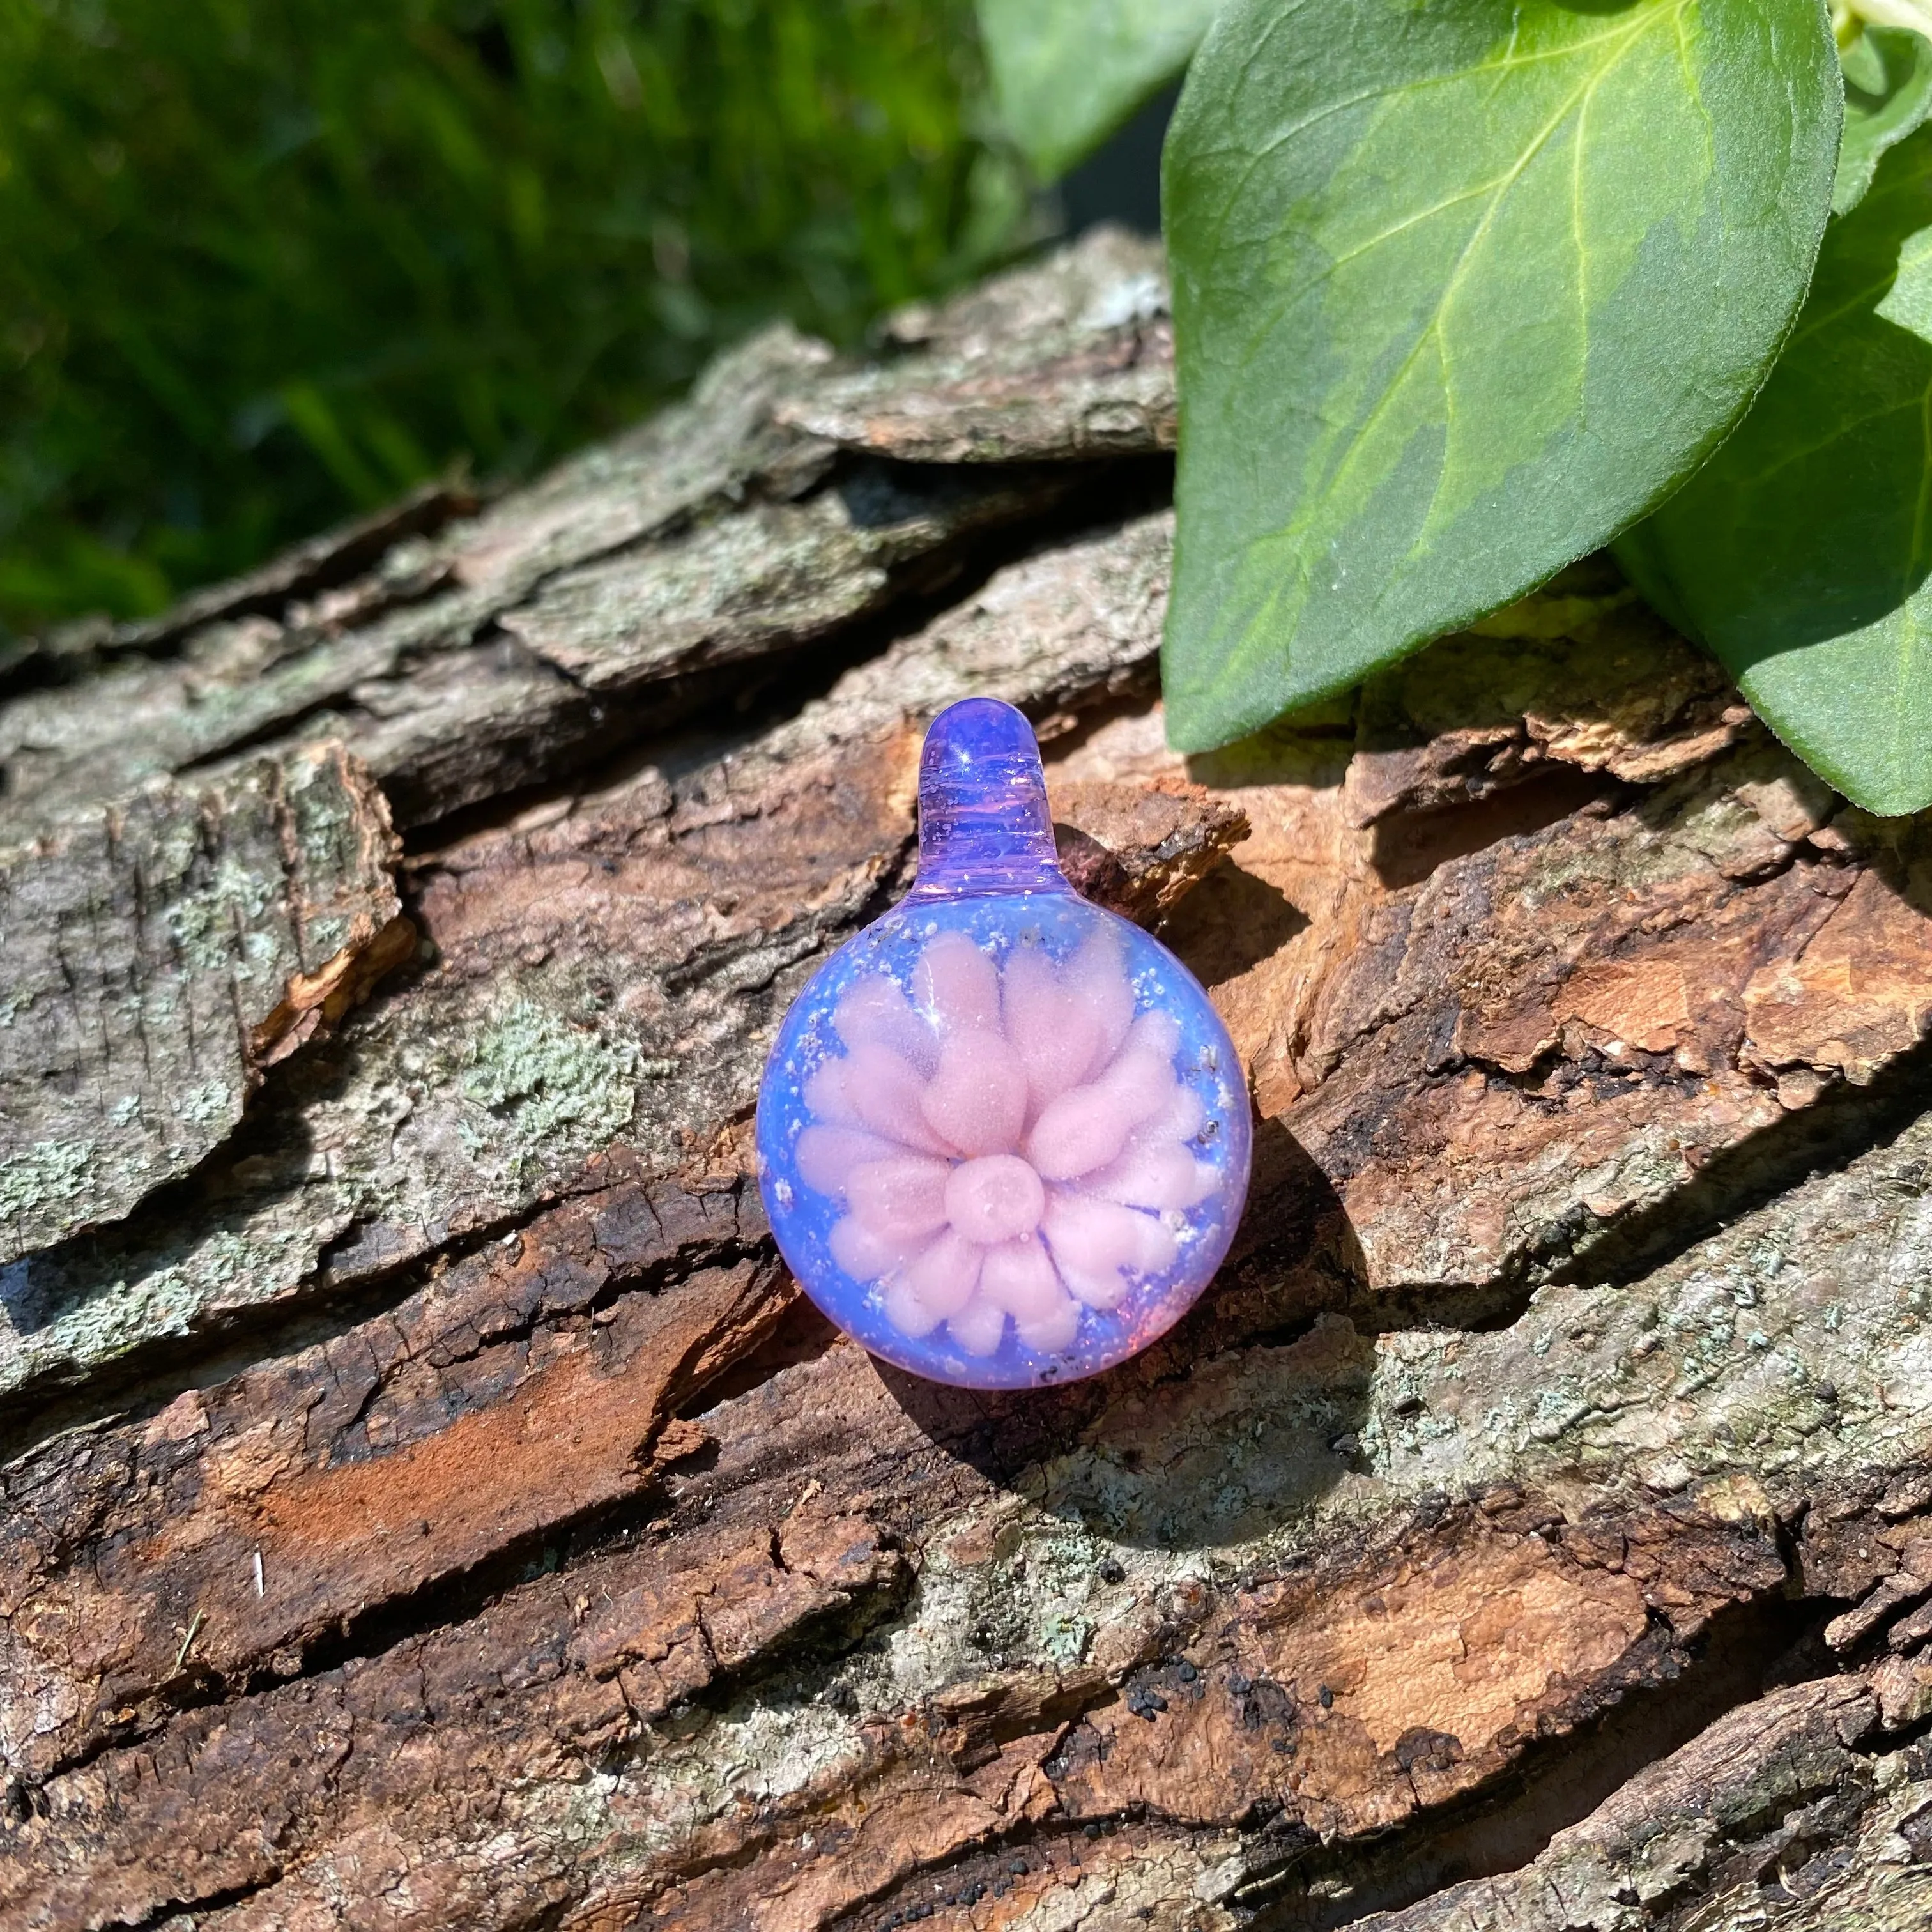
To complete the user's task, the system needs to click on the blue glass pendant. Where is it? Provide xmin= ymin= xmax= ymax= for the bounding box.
xmin=756 ymin=698 xmax=1251 ymax=1388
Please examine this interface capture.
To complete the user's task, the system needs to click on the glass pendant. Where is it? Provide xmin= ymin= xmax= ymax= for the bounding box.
xmin=756 ymin=697 xmax=1251 ymax=1388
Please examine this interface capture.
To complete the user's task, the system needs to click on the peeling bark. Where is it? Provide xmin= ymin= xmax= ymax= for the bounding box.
xmin=3 ymin=230 xmax=1932 ymax=1932
xmin=0 ymin=744 xmax=406 ymax=1263
xmin=774 ymin=227 xmax=1174 ymax=464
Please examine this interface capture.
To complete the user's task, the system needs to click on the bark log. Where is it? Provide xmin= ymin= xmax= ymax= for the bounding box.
xmin=4 ymin=227 xmax=1932 ymax=1932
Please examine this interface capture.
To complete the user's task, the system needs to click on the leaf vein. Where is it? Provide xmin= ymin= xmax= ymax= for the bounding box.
xmin=1335 ymin=11 xmax=1667 ymax=575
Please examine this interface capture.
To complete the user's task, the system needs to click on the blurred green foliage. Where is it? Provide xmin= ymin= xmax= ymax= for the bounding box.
xmin=0 ymin=0 xmax=1011 ymax=629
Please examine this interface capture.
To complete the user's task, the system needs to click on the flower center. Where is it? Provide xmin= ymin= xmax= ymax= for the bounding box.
xmin=945 ymin=1154 xmax=1046 ymax=1246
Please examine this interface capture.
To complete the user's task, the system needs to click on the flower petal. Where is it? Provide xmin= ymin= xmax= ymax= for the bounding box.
xmin=1026 ymin=1083 xmax=1132 ymax=1181
xmin=847 ymin=1155 xmax=951 ymax=1242
xmin=913 ymin=931 xmax=1001 ymax=1036
xmin=802 ymin=1053 xmax=862 ymax=1128
xmin=1056 ymin=1259 xmax=1130 ymax=1310
xmin=976 ymin=1236 xmax=1065 ymax=1321
xmin=1095 ymin=1009 xmax=1181 ymax=1085
xmin=829 ymin=1214 xmax=925 ymax=1282
xmin=1002 ymin=940 xmax=1105 ymax=1114
xmin=1088 ymin=1142 xmax=1216 ymax=1213
xmin=834 ymin=976 xmax=937 ymax=1074
xmin=1027 ymin=1016 xmax=1183 ymax=1179
xmin=905 ymin=1229 xmax=983 ymax=1317
xmin=948 ymin=1295 xmax=1008 ymax=1357
xmin=1015 ymin=1289 xmax=1082 ymax=1352
xmin=795 ymin=1124 xmax=901 ymax=1199
xmin=1028 ymin=1067 xmax=1173 ymax=1180
xmin=882 ymin=1275 xmax=946 ymax=1338
xmin=1043 ymin=1193 xmax=1176 ymax=1280
xmin=920 ymin=1028 xmax=1029 ymax=1157
xmin=1130 ymin=1084 xmax=1207 ymax=1148
xmin=1041 ymin=1192 xmax=1140 ymax=1272
xmin=836 ymin=1040 xmax=951 ymax=1154
xmin=1068 ymin=925 xmax=1137 ymax=1066
xmin=1130 ymin=1211 xmax=1179 ymax=1274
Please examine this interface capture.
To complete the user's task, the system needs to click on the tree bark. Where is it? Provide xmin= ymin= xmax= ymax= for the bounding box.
xmin=4 ymin=227 xmax=1932 ymax=1932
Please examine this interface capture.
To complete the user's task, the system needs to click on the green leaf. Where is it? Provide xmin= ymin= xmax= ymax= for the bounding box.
xmin=1160 ymin=0 xmax=1843 ymax=755
xmin=1615 ymin=126 xmax=1932 ymax=816
xmin=977 ymin=0 xmax=1225 ymax=180
xmin=1836 ymin=25 xmax=1932 ymax=213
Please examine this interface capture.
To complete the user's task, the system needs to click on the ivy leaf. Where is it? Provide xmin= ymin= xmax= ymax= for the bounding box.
xmin=1836 ymin=25 xmax=1932 ymax=213
xmin=977 ymin=0 xmax=1225 ymax=180
xmin=1160 ymin=0 xmax=1843 ymax=755
xmin=1615 ymin=128 xmax=1932 ymax=816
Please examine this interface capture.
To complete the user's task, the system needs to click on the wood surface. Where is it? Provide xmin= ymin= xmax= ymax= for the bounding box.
xmin=4 ymin=228 xmax=1932 ymax=1932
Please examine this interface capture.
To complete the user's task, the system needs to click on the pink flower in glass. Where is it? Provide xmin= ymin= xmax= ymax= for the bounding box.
xmin=794 ymin=926 xmax=1216 ymax=1358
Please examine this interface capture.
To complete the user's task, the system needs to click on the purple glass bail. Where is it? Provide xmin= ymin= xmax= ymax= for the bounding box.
xmin=911 ymin=697 xmax=1067 ymax=900
xmin=756 ymin=697 xmax=1251 ymax=1390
